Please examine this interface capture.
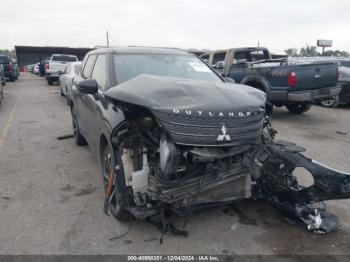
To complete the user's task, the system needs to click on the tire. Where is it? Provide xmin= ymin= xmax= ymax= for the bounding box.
xmin=320 ymin=95 xmax=339 ymax=108
xmin=71 ymin=107 xmax=87 ymax=146
xmin=101 ymin=144 xmax=130 ymax=221
xmin=265 ymin=99 xmax=273 ymax=116
xmin=286 ymin=102 xmax=312 ymax=114
xmin=47 ymin=78 xmax=54 ymax=85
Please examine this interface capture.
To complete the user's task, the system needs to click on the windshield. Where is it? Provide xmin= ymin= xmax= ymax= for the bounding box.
xmin=52 ymin=55 xmax=78 ymax=62
xmin=113 ymin=54 xmax=222 ymax=84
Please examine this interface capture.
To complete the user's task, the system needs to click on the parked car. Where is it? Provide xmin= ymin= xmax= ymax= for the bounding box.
xmin=27 ymin=64 xmax=35 ymax=73
xmin=0 ymin=55 xmax=16 ymax=81
xmin=200 ymin=47 xmax=340 ymax=114
xmin=59 ymin=61 xmax=82 ymax=104
xmin=0 ymin=65 xmax=5 ymax=86
xmin=33 ymin=63 xmax=40 ymax=75
xmin=289 ymin=57 xmax=350 ymax=107
xmin=46 ymin=54 xmax=78 ymax=85
xmin=69 ymin=47 xmax=350 ymax=234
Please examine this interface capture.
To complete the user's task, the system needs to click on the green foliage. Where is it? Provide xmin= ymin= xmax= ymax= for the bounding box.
xmin=0 ymin=49 xmax=16 ymax=59
xmin=284 ymin=48 xmax=298 ymax=56
xmin=323 ymin=50 xmax=349 ymax=57
xmin=300 ymin=46 xmax=318 ymax=57
xmin=284 ymin=45 xmax=349 ymax=58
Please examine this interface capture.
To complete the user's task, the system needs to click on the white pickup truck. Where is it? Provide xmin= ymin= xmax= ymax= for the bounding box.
xmin=45 ymin=54 xmax=78 ymax=85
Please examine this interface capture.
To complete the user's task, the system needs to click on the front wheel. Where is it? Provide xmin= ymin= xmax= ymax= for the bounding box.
xmin=101 ymin=145 xmax=130 ymax=221
xmin=286 ymin=102 xmax=312 ymax=114
xmin=320 ymin=95 xmax=339 ymax=108
xmin=71 ymin=107 xmax=87 ymax=146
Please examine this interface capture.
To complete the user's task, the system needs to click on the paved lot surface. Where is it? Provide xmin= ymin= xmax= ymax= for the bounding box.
xmin=0 ymin=73 xmax=350 ymax=255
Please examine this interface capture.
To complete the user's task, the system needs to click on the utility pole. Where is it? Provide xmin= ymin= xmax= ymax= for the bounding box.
xmin=106 ymin=31 xmax=109 ymax=47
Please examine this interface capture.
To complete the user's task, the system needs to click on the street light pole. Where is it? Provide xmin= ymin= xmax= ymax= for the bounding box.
xmin=106 ymin=31 xmax=109 ymax=47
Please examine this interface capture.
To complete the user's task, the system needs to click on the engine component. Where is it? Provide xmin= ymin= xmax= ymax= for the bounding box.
xmin=132 ymin=149 xmax=150 ymax=195
xmin=159 ymin=133 xmax=180 ymax=180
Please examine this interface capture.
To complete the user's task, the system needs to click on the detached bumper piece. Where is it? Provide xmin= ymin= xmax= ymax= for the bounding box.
xmin=255 ymin=141 xmax=350 ymax=233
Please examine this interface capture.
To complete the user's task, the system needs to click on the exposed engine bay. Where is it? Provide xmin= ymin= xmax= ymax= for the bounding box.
xmin=103 ymin=75 xmax=350 ymax=234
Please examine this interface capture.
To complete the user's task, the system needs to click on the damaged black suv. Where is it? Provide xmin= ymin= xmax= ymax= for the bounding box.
xmin=70 ymin=47 xmax=350 ymax=234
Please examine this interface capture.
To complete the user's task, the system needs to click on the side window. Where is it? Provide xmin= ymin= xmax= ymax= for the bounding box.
xmin=200 ymin=54 xmax=210 ymax=62
xmin=212 ymin=52 xmax=226 ymax=65
xmin=91 ymin=55 xmax=107 ymax=90
xmin=250 ymin=51 xmax=267 ymax=61
xmin=233 ymin=52 xmax=248 ymax=63
xmin=82 ymin=55 xmax=97 ymax=78
xmin=340 ymin=61 xmax=350 ymax=68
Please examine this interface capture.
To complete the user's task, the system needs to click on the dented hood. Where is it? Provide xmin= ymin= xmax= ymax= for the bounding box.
xmin=105 ymin=74 xmax=266 ymax=115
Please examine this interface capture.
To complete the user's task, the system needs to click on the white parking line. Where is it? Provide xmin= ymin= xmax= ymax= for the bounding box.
xmin=0 ymin=86 xmax=23 ymax=150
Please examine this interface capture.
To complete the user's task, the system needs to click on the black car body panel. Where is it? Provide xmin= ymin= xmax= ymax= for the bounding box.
xmin=105 ymin=74 xmax=265 ymax=113
xmin=70 ymin=47 xmax=350 ymax=234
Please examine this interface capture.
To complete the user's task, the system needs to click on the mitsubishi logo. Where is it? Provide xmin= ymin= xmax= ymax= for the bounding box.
xmin=217 ymin=124 xmax=231 ymax=142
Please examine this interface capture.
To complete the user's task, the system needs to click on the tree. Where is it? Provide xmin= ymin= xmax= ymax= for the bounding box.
xmin=284 ymin=48 xmax=298 ymax=56
xmin=299 ymin=45 xmax=318 ymax=57
xmin=0 ymin=49 xmax=16 ymax=59
xmin=323 ymin=50 xmax=349 ymax=57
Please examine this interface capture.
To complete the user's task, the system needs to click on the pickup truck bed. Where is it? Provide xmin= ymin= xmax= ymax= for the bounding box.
xmin=289 ymin=57 xmax=350 ymax=107
xmin=46 ymin=54 xmax=78 ymax=85
xmin=201 ymin=47 xmax=340 ymax=114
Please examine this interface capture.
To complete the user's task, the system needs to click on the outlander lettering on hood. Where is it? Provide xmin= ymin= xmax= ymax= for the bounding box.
xmin=172 ymin=108 xmax=258 ymax=118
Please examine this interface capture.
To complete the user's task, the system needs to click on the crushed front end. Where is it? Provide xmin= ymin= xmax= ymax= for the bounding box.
xmin=105 ymin=76 xmax=350 ymax=234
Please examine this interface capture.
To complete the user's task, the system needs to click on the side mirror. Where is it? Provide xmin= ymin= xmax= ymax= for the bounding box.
xmin=77 ymin=79 xmax=98 ymax=94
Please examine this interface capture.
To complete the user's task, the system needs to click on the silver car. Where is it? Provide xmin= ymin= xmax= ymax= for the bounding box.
xmin=59 ymin=61 xmax=82 ymax=104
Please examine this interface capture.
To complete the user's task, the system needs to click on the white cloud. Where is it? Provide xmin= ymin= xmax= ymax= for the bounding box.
xmin=0 ymin=0 xmax=349 ymax=53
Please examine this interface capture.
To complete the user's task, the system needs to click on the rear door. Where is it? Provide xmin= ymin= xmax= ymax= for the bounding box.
xmin=74 ymin=54 xmax=97 ymax=140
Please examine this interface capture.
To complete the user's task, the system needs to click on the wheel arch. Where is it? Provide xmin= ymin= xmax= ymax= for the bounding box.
xmin=241 ymin=76 xmax=272 ymax=100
